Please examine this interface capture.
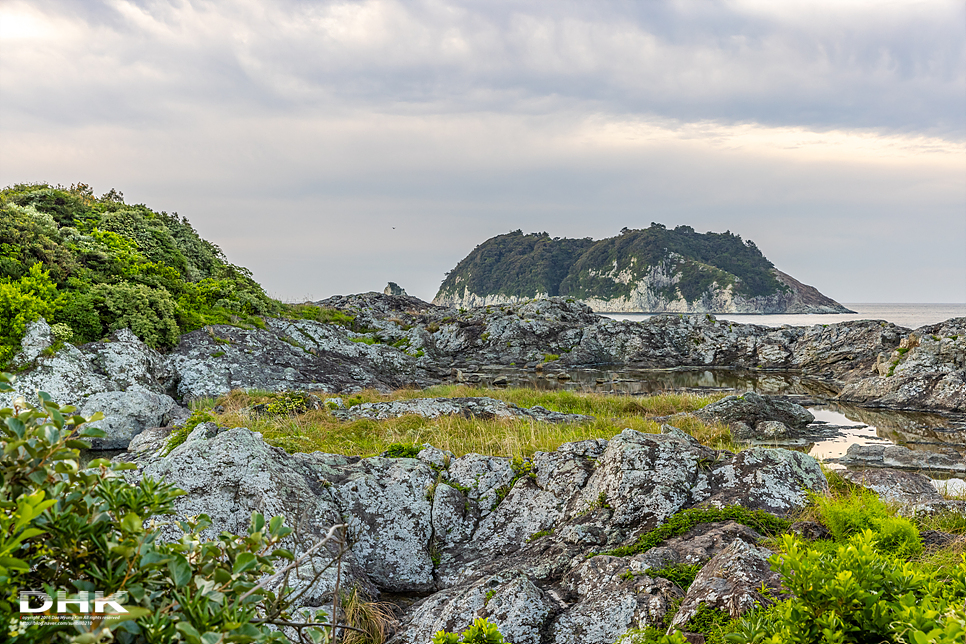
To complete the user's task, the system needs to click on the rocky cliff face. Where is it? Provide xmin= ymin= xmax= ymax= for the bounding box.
xmin=118 ymin=423 xmax=828 ymax=642
xmin=434 ymin=226 xmax=853 ymax=314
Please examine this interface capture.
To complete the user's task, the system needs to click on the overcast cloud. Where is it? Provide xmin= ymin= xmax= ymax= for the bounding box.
xmin=1 ymin=0 xmax=964 ymax=303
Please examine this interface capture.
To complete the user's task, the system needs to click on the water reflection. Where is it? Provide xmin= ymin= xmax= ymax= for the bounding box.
xmin=478 ymin=365 xmax=966 ymax=488
xmin=480 ymin=365 xmax=838 ymax=398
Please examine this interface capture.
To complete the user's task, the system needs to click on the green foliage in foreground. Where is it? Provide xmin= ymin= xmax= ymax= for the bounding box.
xmin=432 ymin=617 xmax=505 ymax=644
xmin=0 ymin=372 xmax=338 ymax=643
xmin=728 ymin=531 xmax=966 ymax=643
xmin=0 ymin=183 xmax=281 ymax=363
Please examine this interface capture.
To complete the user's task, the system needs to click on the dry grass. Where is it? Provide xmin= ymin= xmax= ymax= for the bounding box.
xmin=206 ymin=387 xmax=735 ymax=458
xmin=339 ymin=587 xmax=396 ymax=644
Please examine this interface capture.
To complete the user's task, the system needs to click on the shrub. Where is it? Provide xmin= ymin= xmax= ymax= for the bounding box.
xmin=384 ymin=443 xmax=421 ymax=458
xmin=0 ymin=183 xmax=282 ymax=360
xmin=814 ymin=489 xmax=921 ymax=558
xmin=0 ymin=372 xmax=339 ymax=643
xmin=431 ymin=617 xmax=505 ymax=644
xmin=0 ymin=264 xmax=56 ymax=365
xmin=727 ymin=531 xmax=966 ymax=643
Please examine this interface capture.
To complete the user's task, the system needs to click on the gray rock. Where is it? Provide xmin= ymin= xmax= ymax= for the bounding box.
xmin=836 ymin=443 xmax=966 ymax=474
xmin=166 ymin=318 xmax=435 ymax=402
xmin=839 ymin=468 xmax=945 ymax=504
xmin=789 ymin=521 xmax=832 ymax=541
xmin=390 ymin=570 xmax=556 ymax=644
xmin=578 ymin=429 xmax=715 ymax=531
xmin=920 ymin=530 xmax=966 ymax=549
xmin=80 ymin=389 xmax=178 ymax=449
xmin=384 ymin=282 xmax=409 ymax=297
xmin=645 ymin=521 xmax=764 ymax=566
xmin=333 ymin=397 xmax=593 ymax=424
xmin=9 ymin=318 xmax=54 ymax=368
xmin=324 ymin=456 xmax=437 ymax=592
xmin=126 ymin=428 xmax=375 ymax=607
xmin=110 ymin=425 xmax=850 ymax=641
xmin=755 ymin=421 xmax=792 ymax=439
xmin=671 ymin=538 xmax=782 ymax=627
xmin=695 ymin=391 xmax=813 ymax=430
xmin=838 ymin=319 xmax=966 ymax=412
xmin=551 ymin=556 xmax=680 ymax=644
xmin=705 ymin=448 xmax=828 ymax=515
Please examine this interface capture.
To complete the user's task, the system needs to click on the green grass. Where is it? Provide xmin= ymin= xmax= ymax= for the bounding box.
xmin=604 ymin=506 xmax=792 ymax=558
xmin=193 ymin=387 xmax=730 ymax=458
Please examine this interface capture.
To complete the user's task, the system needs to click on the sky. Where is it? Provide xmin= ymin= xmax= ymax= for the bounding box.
xmin=1 ymin=0 xmax=964 ymax=304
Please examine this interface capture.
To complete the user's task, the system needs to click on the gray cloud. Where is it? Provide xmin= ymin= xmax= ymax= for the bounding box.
xmin=1 ymin=0 xmax=964 ymax=303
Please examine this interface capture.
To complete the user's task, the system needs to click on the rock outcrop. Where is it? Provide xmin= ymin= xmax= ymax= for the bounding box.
xmin=838 ymin=318 xmax=966 ymax=412
xmin=118 ymin=425 xmax=828 ymax=642
xmin=693 ymin=391 xmax=813 ymax=440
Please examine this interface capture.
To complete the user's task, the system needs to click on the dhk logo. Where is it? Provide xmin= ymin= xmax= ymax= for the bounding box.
xmin=19 ymin=590 xmax=128 ymax=614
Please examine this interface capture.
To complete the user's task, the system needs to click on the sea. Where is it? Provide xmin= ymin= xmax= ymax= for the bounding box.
xmin=601 ymin=303 xmax=966 ymax=329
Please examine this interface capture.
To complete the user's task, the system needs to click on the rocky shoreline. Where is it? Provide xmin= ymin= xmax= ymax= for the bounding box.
xmin=2 ymin=293 xmax=962 ymax=450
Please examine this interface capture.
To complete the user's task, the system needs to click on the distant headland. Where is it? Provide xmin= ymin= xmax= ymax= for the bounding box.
xmin=433 ymin=225 xmax=853 ymax=314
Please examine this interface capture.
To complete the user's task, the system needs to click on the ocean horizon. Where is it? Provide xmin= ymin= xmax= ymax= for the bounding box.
xmin=602 ymin=303 xmax=966 ymax=330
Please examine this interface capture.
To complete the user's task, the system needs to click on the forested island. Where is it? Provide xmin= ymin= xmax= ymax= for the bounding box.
xmin=434 ymin=227 xmax=852 ymax=314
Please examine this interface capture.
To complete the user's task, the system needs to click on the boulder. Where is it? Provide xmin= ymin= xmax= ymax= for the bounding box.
xmin=839 ymin=468 xmax=945 ymax=504
xmin=115 ymin=425 xmax=838 ymax=641
xmin=638 ymin=521 xmax=764 ymax=566
xmin=705 ymin=448 xmax=828 ymax=515
xmin=550 ymin=556 xmax=680 ymax=644
xmin=9 ymin=318 xmax=54 ymax=368
xmin=166 ymin=319 xmax=433 ymax=401
xmin=388 ymin=570 xmax=556 ymax=644
xmin=80 ymin=389 xmax=178 ymax=449
xmin=671 ymin=538 xmax=782 ymax=627
xmin=837 ymin=319 xmax=966 ymax=412
xmin=384 ymin=282 xmax=409 ymax=297
xmin=695 ymin=392 xmax=813 ymax=430
xmin=0 ymin=327 xmax=169 ymax=413
xmin=127 ymin=428 xmax=376 ymax=606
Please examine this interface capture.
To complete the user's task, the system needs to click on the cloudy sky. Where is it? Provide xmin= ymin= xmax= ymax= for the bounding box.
xmin=1 ymin=0 xmax=964 ymax=303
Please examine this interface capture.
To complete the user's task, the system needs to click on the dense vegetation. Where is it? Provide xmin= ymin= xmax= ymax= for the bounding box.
xmin=618 ymin=482 xmax=966 ymax=644
xmin=0 ymin=373 xmax=359 ymax=644
xmin=0 ymin=183 xmax=281 ymax=366
xmin=435 ymin=231 xmax=594 ymax=301
xmin=436 ymin=224 xmax=789 ymax=305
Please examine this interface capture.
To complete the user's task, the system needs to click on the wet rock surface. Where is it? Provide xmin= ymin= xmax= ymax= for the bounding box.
xmin=834 ymin=443 xmax=966 ymax=474
xmin=117 ymin=426 xmax=830 ymax=642
xmin=838 ymin=318 xmax=966 ymax=412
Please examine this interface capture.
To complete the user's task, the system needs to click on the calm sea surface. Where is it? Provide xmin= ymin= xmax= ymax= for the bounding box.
xmin=602 ymin=303 xmax=966 ymax=330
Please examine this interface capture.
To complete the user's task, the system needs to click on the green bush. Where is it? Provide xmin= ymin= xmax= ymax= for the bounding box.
xmin=431 ymin=617 xmax=505 ymax=644
xmin=0 ymin=183 xmax=282 ymax=364
xmin=727 ymin=531 xmax=966 ymax=643
xmin=814 ymin=489 xmax=921 ymax=558
xmin=0 ymin=372 xmax=338 ymax=643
